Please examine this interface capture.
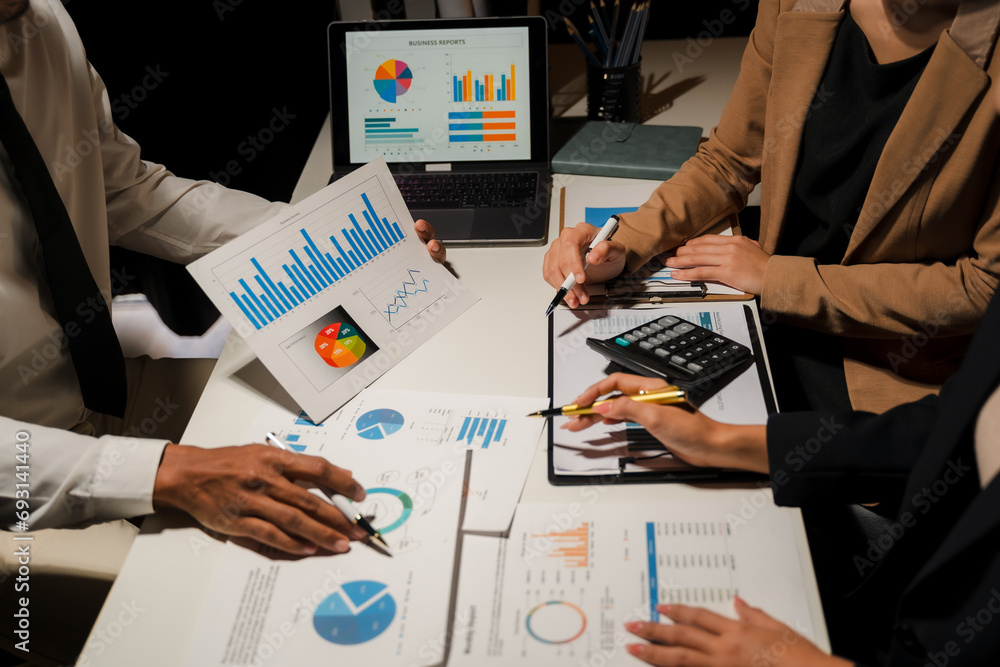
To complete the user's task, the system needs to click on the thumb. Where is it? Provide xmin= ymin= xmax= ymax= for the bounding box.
xmin=587 ymin=239 xmax=626 ymax=265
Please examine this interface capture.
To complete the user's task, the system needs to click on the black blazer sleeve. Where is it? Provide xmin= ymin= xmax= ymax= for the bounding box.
xmin=766 ymin=395 xmax=939 ymax=507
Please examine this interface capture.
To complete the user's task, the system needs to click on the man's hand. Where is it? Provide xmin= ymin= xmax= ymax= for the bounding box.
xmin=562 ymin=373 xmax=768 ymax=473
xmin=665 ymin=235 xmax=771 ymax=295
xmin=152 ymin=444 xmax=368 ymax=556
xmin=542 ymin=223 xmax=628 ymax=308
xmin=624 ymin=599 xmax=852 ymax=667
xmin=415 ymin=219 xmax=446 ymax=263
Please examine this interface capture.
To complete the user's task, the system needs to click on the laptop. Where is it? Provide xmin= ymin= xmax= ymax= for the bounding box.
xmin=327 ymin=16 xmax=550 ymax=246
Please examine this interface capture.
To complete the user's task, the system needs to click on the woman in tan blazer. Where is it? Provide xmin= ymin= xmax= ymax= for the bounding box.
xmin=543 ymin=0 xmax=1000 ymax=414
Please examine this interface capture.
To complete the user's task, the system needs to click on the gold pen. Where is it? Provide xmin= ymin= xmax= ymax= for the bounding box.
xmin=528 ymin=386 xmax=687 ymax=417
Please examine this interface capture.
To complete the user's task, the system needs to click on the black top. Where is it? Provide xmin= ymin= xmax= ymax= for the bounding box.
xmin=766 ymin=13 xmax=935 ymax=412
xmin=766 ymin=286 xmax=1000 ymax=666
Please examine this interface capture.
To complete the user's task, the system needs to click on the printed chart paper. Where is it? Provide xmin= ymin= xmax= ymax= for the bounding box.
xmin=451 ymin=501 xmax=828 ymax=666
xmin=245 ymin=388 xmax=547 ymax=533
xmin=188 ymin=159 xmax=478 ymax=423
xmin=185 ymin=435 xmax=465 ymax=667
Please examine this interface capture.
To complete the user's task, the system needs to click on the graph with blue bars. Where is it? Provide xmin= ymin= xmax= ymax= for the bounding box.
xmin=457 ymin=416 xmax=507 ymax=448
xmin=223 ymin=184 xmax=407 ymax=331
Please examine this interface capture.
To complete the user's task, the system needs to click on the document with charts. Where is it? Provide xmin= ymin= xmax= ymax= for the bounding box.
xmin=187 ymin=159 xmax=479 ymax=423
xmin=450 ymin=501 xmax=829 ymax=666
xmin=241 ymin=387 xmax=548 ymax=533
xmin=184 ymin=435 xmax=465 ymax=667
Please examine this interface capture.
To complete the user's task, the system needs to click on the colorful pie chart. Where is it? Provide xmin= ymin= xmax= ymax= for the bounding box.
xmin=374 ymin=59 xmax=413 ymax=103
xmin=315 ymin=322 xmax=366 ymax=368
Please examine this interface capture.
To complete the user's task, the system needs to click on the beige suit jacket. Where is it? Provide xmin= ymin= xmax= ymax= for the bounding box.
xmin=615 ymin=0 xmax=1000 ymax=413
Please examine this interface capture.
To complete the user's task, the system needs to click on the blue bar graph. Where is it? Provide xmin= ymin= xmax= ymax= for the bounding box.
xmin=225 ymin=191 xmax=407 ymax=330
xmin=646 ymin=523 xmax=659 ymax=621
xmin=458 ymin=416 xmax=507 ymax=448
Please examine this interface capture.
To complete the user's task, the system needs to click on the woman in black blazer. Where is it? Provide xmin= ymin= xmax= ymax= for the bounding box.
xmin=564 ymin=293 xmax=1000 ymax=666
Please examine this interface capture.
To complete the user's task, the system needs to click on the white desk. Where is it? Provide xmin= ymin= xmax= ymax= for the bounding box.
xmin=83 ymin=37 xmax=820 ymax=665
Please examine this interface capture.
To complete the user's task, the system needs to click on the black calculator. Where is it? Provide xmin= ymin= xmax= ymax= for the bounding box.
xmin=586 ymin=315 xmax=755 ymax=398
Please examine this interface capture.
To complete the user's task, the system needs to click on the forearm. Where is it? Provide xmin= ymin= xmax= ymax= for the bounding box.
xmin=707 ymin=421 xmax=770 ymax=473
xmin=0 ymin=417 xmax=168 ymax=529
xmin=762 ymin=255 xmax=997 ymax=338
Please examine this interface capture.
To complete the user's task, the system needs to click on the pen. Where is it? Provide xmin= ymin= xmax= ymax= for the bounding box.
xmin=527 ymin=386 xmax=687 ymax=417
xmin=264 ymin=432 xmax=391 ymax=555
xmin=545 ymin=214 xmax=620 ymax=317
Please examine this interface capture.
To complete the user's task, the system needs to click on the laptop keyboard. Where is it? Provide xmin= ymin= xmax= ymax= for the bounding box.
xmin=394 ymin=172 xmax=539 ymax=209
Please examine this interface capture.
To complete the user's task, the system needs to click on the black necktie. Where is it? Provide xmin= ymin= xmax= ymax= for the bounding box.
xmin=0 ymin=71 xmax=127 ymax=417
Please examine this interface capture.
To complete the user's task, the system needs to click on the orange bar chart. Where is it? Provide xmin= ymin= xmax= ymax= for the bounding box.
xmin=532 ymin=523 xmax=590 ymax=568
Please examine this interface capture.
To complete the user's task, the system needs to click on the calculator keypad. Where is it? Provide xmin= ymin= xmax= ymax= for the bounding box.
xmin=603 ymin=316 xmax=753 ymax=385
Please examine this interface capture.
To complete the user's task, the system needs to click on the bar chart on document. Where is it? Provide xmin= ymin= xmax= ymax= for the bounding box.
xmin=187 ymin=159 xmax=478 ymax=422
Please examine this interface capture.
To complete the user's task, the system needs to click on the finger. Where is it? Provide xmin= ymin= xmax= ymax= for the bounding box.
xmin=243 ymin=492 xmax=360 ymax=554
xmin=625 ymin=621 xmax=718 ymax=653
xmin=591 ymin=394 xmax=672 ymax=430
xmin=556 ymin=224 xmax=598 ymax=287
xmin=264 ymin=477 xmax=367 ymax=541
xmin=668 ymin=267 xmax=726 ymax=283
xmin=414 ymin=218 xmax=436 ymax=242
xmin=560 ymin=413 xmax=622 ymax=431
xmin=280 ymin=452 xmax=367 ymax=502
xmin=666 ymin=254 xmax=728 ymax=270
xmin=661 ymin=604 xmax=735 ymax=635
xmin=224 ymin=516 xmax=324 ymax=556
xmin=676 ymin=234 xmax=742 ymax=248
xmin=585 ymin=239 xmax=626 ymax=266
xmin=626 ymin=643 xmax=711 ymax=667
xmin=572 ymin=372 xmax=669 ymax=406
xmin=426 ymin=238 xmax=446 ymax=263
xmin=734 ymin=597 xmax=786 ymax=630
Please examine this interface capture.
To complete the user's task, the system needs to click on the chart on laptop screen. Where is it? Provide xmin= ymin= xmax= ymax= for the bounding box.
xmin=344 ymin=26 xmax=531 ymax=164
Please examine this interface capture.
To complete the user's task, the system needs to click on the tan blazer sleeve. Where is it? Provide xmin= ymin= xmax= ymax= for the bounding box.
xmin=761 ymin=193 xmax=1000 ymax=338
xmin=611 ymin=0 xmax=780 ymax=273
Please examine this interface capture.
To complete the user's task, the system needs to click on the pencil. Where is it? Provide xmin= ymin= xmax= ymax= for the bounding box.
xmin=565 ymin=17 xmax=603 ymax=67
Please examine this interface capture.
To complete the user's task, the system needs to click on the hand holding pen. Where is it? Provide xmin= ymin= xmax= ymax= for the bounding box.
xmin=265 ymin=433 xmax=391 ymax=556
xmin=558 ymin=372 xmax=769 ymax=472
xmin=543 ymin=214 xmax=626 ymax=313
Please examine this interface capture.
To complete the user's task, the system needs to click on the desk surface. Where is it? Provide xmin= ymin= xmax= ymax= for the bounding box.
xmin=84 ymin=37 xmax=818 ymax=665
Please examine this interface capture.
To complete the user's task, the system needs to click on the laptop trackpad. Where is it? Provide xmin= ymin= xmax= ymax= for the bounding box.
xmin=418 ymin=209 xmax=474 ymax=241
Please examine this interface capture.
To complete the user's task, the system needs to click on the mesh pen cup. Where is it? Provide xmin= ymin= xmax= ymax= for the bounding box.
xmin=586 ymin=59 xmax=641 ymax=123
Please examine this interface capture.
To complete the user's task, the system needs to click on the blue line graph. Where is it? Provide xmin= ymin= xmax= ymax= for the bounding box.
xmin=383 ymin=269 xmax=430 ymax=322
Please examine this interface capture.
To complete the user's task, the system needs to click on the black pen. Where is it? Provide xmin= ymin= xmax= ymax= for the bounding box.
xmin=545 ymin=214 xmax=620 ymax=317
xmin=264 ymin=432 xmax=391 ymax=555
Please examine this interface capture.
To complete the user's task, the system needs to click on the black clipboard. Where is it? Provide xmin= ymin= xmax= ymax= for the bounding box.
xmin=546 ymin=303 xmax=776 ymax=486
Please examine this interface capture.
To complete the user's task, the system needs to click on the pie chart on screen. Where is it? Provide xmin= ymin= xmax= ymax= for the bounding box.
xmin=374 ymin=59 xmax=413 ymax=103
xmin=314 ymin=322 xmax=367 ymax=368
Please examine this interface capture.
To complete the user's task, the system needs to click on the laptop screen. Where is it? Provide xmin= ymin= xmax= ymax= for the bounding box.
xmin=329 ymin=17 xmax=549 ymax=172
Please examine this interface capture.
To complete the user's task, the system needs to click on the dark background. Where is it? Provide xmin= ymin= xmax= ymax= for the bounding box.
xmin=67 ymin=0 xmax=759 ymax=203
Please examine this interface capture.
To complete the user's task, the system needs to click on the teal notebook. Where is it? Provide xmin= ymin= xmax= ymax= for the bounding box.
xmin=551 ymin=122 xmax=703 ymax=180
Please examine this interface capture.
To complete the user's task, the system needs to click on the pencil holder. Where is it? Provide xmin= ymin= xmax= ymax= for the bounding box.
xmin=586 ymin=59 xmax=641 ymax=123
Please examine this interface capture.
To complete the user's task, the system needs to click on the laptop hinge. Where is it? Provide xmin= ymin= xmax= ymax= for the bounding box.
xmin=425 ymin=163 xmax=452 ymax=172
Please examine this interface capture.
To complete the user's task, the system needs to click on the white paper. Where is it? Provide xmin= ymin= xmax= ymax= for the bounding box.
xmin=240 ymin=389 xmax=547 ymax=533
xmin=451 ymin=501 xmax=827 ymax=666
xmin=550 ymin=302 xmax=770 ymax=476
xmin=561 ymin=183 xmax=744 ymax=297
xmin=188 ymin=159 xmax=479 ymax=423
xmin=184 ymin=430 xmax=465 ymax=667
